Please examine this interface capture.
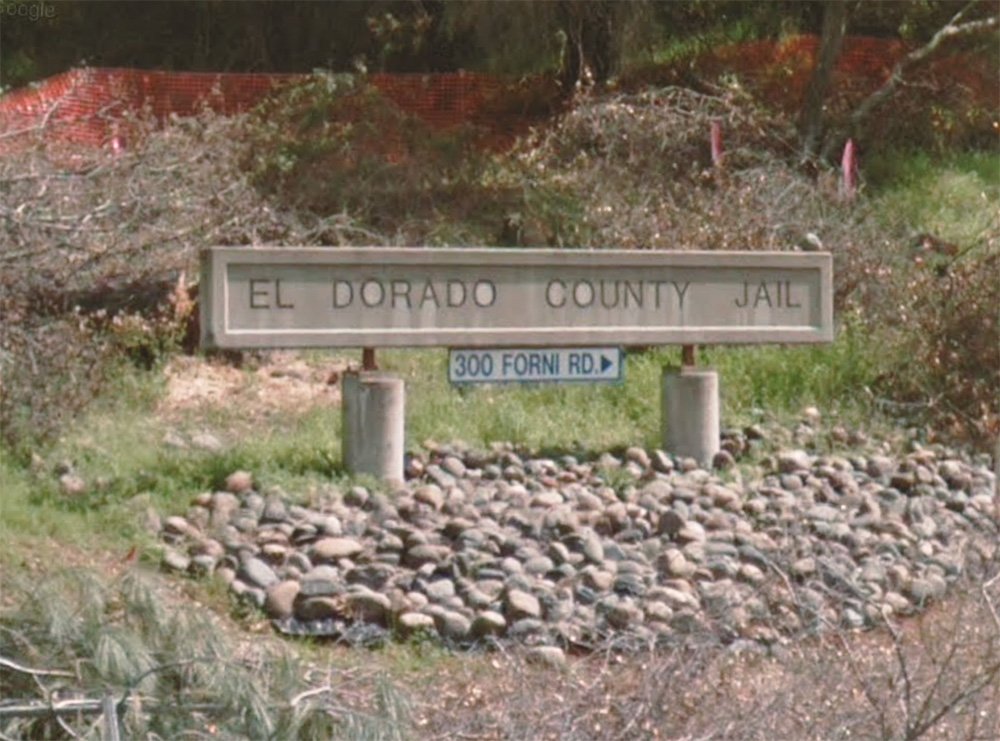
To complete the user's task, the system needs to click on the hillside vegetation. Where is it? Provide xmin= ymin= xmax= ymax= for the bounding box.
xmin=1 ymin=64 xmax=998 ymax=738
xmin=2 ymin=71 xmax=996 ymax=456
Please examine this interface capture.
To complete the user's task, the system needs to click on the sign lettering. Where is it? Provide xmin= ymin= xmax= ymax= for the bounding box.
xmin=449 ymin=347 xmax=623 ymax=385
xmin=200 ymin=248 xmax=833 ymax=349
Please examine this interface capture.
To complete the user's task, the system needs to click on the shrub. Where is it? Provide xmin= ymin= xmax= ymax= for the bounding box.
xmin=0 ymin=109 xmax=380 ymax=455
xmin=1 ymin=78 xmax=994 ymax=454
xmin=844 ymin=151 xmax=1000 ymax=448
xmin=244 ymin=73 xmax=516 ymax=241
xmin=874 ymin=249 xmax=1000 ymax=445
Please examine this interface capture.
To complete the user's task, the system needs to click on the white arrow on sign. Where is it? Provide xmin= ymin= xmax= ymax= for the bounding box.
xmin=449 ymin=347 xmax=623 ymax=385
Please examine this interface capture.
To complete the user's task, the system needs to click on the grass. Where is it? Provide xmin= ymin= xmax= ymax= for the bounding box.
xmin=645 ymin=18 xmax=763 ymax=67
xmin=864 ymin=149 xmax=1000 ymax=247
xmin=706 ymin=319 xmax=887 ymax=428
xmin=0 ymin=361 xmax=345 ymax=574
xmin=0 ymin=320 xmax=887 ymax=579
xmin=30 ymin=364 xmax=342 ymax=493
xmin=387 ymin=322 xmax=886 ymax=454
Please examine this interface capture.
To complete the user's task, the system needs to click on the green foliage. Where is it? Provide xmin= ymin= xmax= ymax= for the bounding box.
xmin=0 ymin=450 xmax=138 ymax=574
xmin=245 ymin=73 xmax=512 ymax=239
xmin=647 ymin=14 xmax=763 ymax=66
xmin=396 ymin=349 xmax=654 ymax=453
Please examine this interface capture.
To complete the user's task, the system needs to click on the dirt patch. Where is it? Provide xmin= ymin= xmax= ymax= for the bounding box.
xmin=158 ymin=351 xmax=350 ymax=424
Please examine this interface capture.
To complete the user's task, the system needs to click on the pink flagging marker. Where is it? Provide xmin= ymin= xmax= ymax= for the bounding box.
xmin=710 ymin=120 xmax=724 ymax=169
xmin=841 ymin=138 xmax=858 ymax=202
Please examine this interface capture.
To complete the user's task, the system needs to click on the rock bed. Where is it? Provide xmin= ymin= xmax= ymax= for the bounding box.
xmin=159 ymin=439 xmax=998 ymax=655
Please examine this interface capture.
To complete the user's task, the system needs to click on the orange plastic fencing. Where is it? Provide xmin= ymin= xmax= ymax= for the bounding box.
xmin=0 ymin=35 xmax=994 ymax=154
xmin=0 ymin=67 xmax=544 ymax=154
xmin=0 ymin=69 xmax=305 ymax=151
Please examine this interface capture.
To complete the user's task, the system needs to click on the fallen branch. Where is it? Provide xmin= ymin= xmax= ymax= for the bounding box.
xmin=0 ymin=698 xmax=226 ymax=720
xmin=0 ymin=655 xmax=75 ymax=678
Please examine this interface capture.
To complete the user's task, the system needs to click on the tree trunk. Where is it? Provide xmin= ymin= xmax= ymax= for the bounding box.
xmin=557 ymin=1 xmax=621 ymax=92
xmin=799 ymin=0 xmax=849 ymax=161
xmin=581 ymin=2 xmax=616 ymax=86
xmin=557 ymin=3 xmax=584 ymax=94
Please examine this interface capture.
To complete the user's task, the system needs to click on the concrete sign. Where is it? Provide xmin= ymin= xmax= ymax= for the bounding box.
xmin=449 ymin=347 xmax=623 ymax=385
xmin=200 ymin=247 xmax=833 ymax=349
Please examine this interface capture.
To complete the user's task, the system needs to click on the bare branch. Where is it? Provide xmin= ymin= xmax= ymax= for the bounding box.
xmin=0 ymin=699 xmax=105 ymax=719
xmin=822 ymin=8 xmax=999 ymax=158
xmin=55 ymin=714 xmax=83 ymax=740
xmin=906 ymin=662 xmax=1000 ymax=740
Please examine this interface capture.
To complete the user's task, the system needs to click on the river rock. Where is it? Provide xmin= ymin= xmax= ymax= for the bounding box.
xmin=471 ymin=610 xmax=507 ymax=638
xmin=525 ymin=646 xmax=567 ymax=668
xmin=346 ymin=588 xmax=392 ymax=624
xmin=434 ymin=610 xmax=472 ymax=641
xmin=225 ymin=470 xmax=254 ymax=494
xmin=265 ymin=580 xmax=301 ymax=619
xmin=505 ymin=589 xmax=542 ymax=620
xmin=154 ymin=438 xmax=995 ymax=654
xmin=238 ymin=556 xmax=279 ymax=589
xmin=311 ymin=537 xmax=364 ymax=562
xmin=777 ymin=450 xmax=812 ymax=473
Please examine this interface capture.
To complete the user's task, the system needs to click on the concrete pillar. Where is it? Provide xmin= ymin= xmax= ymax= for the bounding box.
xmin=342 ymin=371 xmax=405 ymax=485
xmin=662 ymin=366 xmax=720 ymax=466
